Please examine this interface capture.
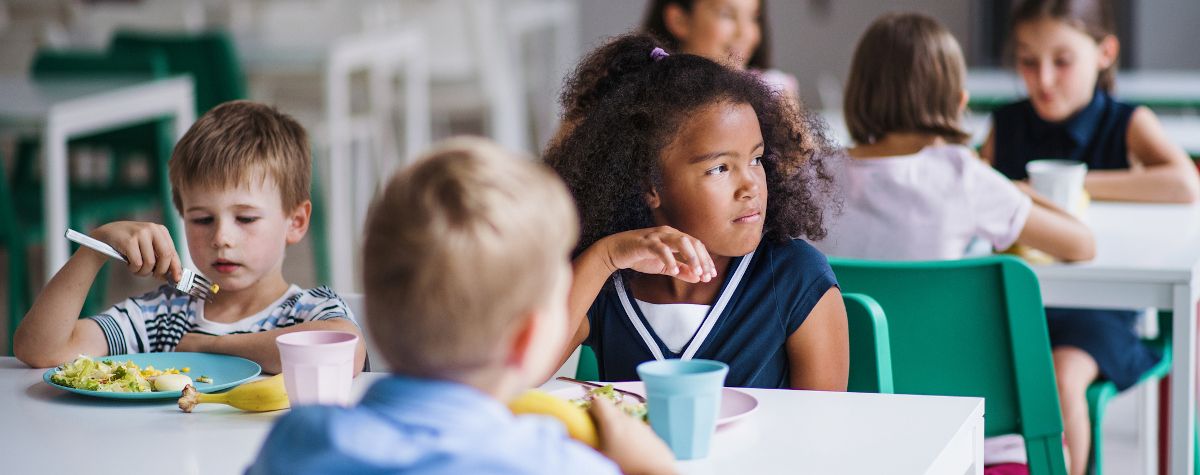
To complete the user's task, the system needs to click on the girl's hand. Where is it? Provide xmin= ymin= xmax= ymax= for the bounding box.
xmin=89 ymin=221 xmax=182 ymax=282
xmin=600 ymin=226 xmax=717 ymax=283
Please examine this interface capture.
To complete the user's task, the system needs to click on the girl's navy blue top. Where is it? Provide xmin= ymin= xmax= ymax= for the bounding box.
xmin=991 ymin=89 xmax=1136 ymax=180
xmin=583 ymin=238 xmax=838 ymax=389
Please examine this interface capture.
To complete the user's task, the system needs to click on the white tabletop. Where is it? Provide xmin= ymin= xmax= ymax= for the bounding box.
xmin=968 ymin=68 xmax=1200 ymax=107
xmin=0 ymin=75 xmax=153 ymax=127
xmin=1037 ymin=202 xmax=1200 ymax=295
xmin=1 ymin=359 xmax=984 ymax=475
xmin=820 ymin=109 xmax=1200 ymax=157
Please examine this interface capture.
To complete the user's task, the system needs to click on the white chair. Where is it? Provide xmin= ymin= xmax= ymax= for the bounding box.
xmin=340 ymin=292 xmax=390 ymax=373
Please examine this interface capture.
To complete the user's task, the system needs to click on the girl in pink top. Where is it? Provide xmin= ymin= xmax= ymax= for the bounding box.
xmin=816 ymin=13 xmax=1094 ymax=263
xmin=815 ymin=12 xmax=1097 ymax=472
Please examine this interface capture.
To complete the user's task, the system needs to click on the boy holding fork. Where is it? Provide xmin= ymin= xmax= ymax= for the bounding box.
xmin=14 ymin=100 xmax=365 ymax=374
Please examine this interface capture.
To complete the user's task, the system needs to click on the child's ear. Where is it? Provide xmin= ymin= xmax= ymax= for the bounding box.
xmin=505 ymin=309 xmax=541 ymax=371
xmin=285 ymin=200 xmax=312 ymax=245
xmin=958 ymin=90 xmax=970 ymax=114
xmin=644 ymin=186 xmax=662 ymax=210
xmin=1098 ymin=34 xmax=1120 ymax=69
xmin=663 ymin=4 xmax=691 ymax=42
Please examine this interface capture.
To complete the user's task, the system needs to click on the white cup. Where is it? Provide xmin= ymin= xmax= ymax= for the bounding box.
xmin=276 ymin=331 xmax=359 ymax=406
xmin=1026 ymin=159 xmax=1087 ymax=216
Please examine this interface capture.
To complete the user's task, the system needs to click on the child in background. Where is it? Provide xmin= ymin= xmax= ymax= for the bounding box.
xmin=814 ymin=13 xmax=1097 ymax=473
xmin=248 ymin=138 xmax=675 ymax=475
xmin=14 ymin=101 xmax=365 ymax=375
xmin=546 ymin=34 xmax=848 ymax=390
xmin=981 ymin=1 xmax=1197 ymax=473
xmin=816 ymin=12 xmax=1095 ymax=263
xmin=982 ymin=0 xmax=1199 ymax=203
xmin=642 ymin=0 xmax=799 ymax=100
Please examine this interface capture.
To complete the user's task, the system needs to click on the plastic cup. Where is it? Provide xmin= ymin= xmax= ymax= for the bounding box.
xmin=1026 ymin=159 xmax=1088 ymax=216
xmin=636 ymin=359 xmax=729 ymax=460
xmin=275 ymin=331 xmax=359 ymax=406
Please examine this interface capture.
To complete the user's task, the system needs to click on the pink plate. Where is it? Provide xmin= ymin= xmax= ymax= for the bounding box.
xmin=549 ymin=381 xmax=759 ymax=428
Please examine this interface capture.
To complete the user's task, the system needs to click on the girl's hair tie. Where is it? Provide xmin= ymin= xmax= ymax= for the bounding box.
xmin=650 ymin=47 xmax=669 ymax=62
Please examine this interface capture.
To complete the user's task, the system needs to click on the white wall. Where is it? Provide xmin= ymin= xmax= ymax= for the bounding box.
xmin=1133 ymin=0 xmax=1200 ymax=69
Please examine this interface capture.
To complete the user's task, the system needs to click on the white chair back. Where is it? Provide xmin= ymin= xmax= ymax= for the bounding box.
xmin=341 ymin=292 xmax=390 ymax=372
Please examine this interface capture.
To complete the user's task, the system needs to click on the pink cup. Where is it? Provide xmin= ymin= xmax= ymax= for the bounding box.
xmin=275 ymin=331 xmax=359 ymax=406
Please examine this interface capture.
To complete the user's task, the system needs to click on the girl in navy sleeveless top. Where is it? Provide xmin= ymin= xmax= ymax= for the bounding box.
xmin=545 ymin=34 xmax=847 ymax=390
xmin=982 ymin=2 xmax=1198 ymax=474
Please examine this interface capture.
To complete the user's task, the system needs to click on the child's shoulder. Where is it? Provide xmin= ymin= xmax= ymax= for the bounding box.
xmin=759 ymin=238 xmax=831 ymax=272
xmin=282 ymin=285 xmax=355 ymax=319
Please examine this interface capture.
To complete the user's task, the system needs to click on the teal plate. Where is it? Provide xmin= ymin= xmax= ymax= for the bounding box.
xmin=42 ymin=352 xmax=261 ymax=399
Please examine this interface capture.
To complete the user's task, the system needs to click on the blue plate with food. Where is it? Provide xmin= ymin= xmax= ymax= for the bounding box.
xmin=42 ymin=352 xmax=261 ymax=399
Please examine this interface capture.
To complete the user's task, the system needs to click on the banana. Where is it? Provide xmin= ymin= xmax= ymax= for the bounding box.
xmin=178 ymin=374 xmax=290 ymax=412
xmin=508 ymin=390 xmax=598 ymax=448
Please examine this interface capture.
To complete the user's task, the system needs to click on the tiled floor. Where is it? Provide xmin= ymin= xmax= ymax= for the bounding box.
xmin=0 ymin=236 xmax=1158 ymax=473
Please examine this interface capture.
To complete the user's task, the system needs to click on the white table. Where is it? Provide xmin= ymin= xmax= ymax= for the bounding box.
xmin=968 ymin=68 xmax=1200 ymax=109
xmin=820 ymin=110 xmax=1200 ymax=157
xmin=0 ymin=359 xmax=984 ymax=475
xmin=0 ymin=75 xmax=196 ymax=283
xmin=1034 ymin=202 xmax=1200 ymax=475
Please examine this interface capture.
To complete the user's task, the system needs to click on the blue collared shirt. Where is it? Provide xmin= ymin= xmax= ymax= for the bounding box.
xmin=247 ymin=376 xmax=619 ymax=475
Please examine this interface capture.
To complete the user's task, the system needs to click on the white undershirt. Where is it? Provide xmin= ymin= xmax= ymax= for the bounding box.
xmin=634 ymin=299 xmax=711 ymax=353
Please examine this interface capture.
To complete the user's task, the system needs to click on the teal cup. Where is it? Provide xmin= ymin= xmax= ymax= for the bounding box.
xmin=636 ymin=359 xmax=729 ymax=460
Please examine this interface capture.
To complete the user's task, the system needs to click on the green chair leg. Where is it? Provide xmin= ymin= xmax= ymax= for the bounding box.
xmin=1086 ymin=381 xmax=1119 ymax=474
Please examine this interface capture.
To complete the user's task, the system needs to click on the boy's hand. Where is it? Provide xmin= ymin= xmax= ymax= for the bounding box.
xmin=589 ymin=398 xmax=677 ymax=475
xmin=90 ymin=221 xmax=183 ymax=283
xmin=599 ymin=227 xmax=717 ymax=283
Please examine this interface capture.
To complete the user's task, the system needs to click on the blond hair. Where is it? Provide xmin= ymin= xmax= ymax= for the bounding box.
xmin=169 ymin=100 xmax=310 ymax=212
xmin=844 ymin=12 xmax=970 ymax=145
xmin=362 ymin=137 xmax=579 ymax=379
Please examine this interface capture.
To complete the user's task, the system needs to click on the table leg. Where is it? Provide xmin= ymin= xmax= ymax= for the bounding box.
xmin=1170 ymin=283 xmax=1197 ymax=475
xmin=41 ymin=122 xmax=68 ymax=284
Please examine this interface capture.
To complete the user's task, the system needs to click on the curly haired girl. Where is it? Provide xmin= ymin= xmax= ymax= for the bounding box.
xmin=545 ymin=34 xmax=847 ymax=389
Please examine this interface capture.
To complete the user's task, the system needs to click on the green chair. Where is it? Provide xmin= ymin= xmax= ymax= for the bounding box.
xmin=844 ymin=292 xmax=894 ymax=394
xmin=1 ymin=152 xmax=31 ymax=354
xmin=109 ymin=30 xmax=246 ymax=114
xmin=576 ymin=345 xmax=599 ymax=381
xmin=574 ymin=293 xmax=897 ymax=394
xmin=8 ymin=48 xmax=175 ymax=322
xmin=1086 ymin=311 xmax=1173 ymax=475
xmin=830 ymin=255 xmax=1068 ymax=475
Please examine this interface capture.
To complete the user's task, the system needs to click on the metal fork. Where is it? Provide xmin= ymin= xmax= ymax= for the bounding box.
xmin=65 ymin=229 xmax=218 ymax=301
xmin=555 ymin=376 xmax=647 ymax=403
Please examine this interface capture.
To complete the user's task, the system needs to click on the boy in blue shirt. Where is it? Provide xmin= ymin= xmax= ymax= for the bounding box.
xmin=247 ymin=138 xmax=676 ymax=475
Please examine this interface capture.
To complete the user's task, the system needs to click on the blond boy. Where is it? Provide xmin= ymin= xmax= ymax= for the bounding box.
xmin=248 ymin=138 xmax=675 ymax=475
xmin=14 ymin=101 xmax=366 ymax=374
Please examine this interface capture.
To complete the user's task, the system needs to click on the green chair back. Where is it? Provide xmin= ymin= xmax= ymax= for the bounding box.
xmin=110 ymin=30 xmax=246 ymax=114
xmin=830 ymin=255 xmax=1067 ymax=475
xmin=576 ymin=345 xmax=599 ymax=381
xmin=574 ymin=293 xmax=897 ymax=394
xmin=844 ymin=292 xmax=894 ymax=393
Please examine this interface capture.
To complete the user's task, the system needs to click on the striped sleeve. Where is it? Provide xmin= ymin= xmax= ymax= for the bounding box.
xmin=84 ymin=289 xmax=160 ymax=355
xmin=86 ymin=314 xmax=128 ymax=356
xmin=297 ymin=286 xmax=357 ymax=324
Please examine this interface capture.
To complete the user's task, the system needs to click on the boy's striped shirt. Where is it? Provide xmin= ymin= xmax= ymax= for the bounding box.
xmin=87 ymin=284 xmax=355 ymax=355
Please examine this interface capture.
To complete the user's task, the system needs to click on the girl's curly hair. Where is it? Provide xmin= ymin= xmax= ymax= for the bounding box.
xmin=545 ymin=34 xmax=836 ymax=255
